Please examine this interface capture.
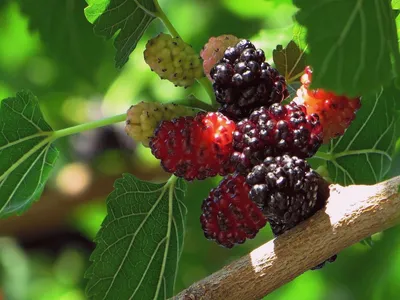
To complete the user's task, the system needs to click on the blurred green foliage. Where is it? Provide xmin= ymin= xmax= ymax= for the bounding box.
xmin=0 ymin=0 xmax=399 ymax=299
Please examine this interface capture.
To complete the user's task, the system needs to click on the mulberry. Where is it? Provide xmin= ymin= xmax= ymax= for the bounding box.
xmin=293 ymin=66 xmax=361 ymax=143
xmin=246 ymin=155 xmax=336 ymax=269
xmin=150 ymin=112 xmax=236 ymax=180
xmin=210 ymin=39 xmax=289 ymax=121
xmin=144 ymin=33 xmax=204 ymax=87
xmin=246 ymin=155 xmax=327 ymax=233
xmin=125 ymin=101 xmax=199 ymax=147
xmin=200 ymin=34 xmax=241 ymax=80
xmin=200 ymin=174 xmax=267 ymax=248
xmin=232 ymin=102 xmax=323 ymax=173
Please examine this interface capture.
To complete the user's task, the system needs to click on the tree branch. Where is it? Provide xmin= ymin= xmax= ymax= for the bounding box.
xmin=172 ymin=176 xmax=400 ymax=300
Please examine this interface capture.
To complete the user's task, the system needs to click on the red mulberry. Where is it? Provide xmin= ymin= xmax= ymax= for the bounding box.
xmin=293 ymin=66 xmax=361 ymax=143
xmin=200 ymin=34 xmax=241 ymax=80
xmin=200 ymin=173 xmax=267 ymax=248
xmin=150 ymin=112 xmax=236 ymax=180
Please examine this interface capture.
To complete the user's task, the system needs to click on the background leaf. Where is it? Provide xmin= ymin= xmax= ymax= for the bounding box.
xmin=293 ymin=0 xmax=400 ymax=97
xmin=273 ymin=40 xmax=306 ymax=83
xmin=316 ymin=85 xmax=397 ymax=186
xmin=84 ymin=0 xmax=157 ymax=68
xmin=0 ymin=238 xmax=29 ymax=300
xmin=19 ymin=0 xmax=112 ymax=87
xmin=0 ymin=90 xmax=58 ymax=218
xmin=393 ymin=0 xmax=400 ymax=10
xmin=85 ymin=174 xmax=187 ymax=300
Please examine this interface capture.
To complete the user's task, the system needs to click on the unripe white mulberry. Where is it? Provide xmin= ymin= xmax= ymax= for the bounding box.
xmin=125 ymin=101 xmax=199 ymax=147
xmin=144 ymin=33 xmax=204 ymax=87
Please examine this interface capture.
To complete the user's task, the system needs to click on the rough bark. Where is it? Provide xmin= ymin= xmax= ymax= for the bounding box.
xmin=173 ymin=176 xmax=400 ymax=300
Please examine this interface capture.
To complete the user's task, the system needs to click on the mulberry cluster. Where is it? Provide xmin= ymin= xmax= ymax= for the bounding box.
xmin=141 ymin=34 xmax=362 ymax=268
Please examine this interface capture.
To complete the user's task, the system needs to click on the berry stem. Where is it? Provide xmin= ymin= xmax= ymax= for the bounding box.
xmin=154 ymin=0 xmax=217 ymax=108
xmin=52 ymin=113 xmax=126 ymax=140
xmin=196 ymin=77 xmax=218 ymax=108
xmin=154 ymin=1 xmax=181 ymax=39
xmin=287 ymin=70 xmax=304 ymax=84
xmin=314 ymin=151 xmax=333 ymax=161
xmin=166 ymin=174 xmax=178 ymax=187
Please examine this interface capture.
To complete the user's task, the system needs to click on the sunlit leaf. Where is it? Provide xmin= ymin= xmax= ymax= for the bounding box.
xmin=316 ymin=85 xmax=397 ymax=185
xmin=393 ymin=0 xmax=400 ymax=9
xmin=84 ymin=0 xmax=157 ymax=68
xmin=0 ymin=91 xmax=58 ymax=218
xmin=294 ymin=0 xmax=400 ymax=97
xmin=222 ymin=0 xmax=296 ymax=19
xmin=292 ymin=22 xmax=307 ymax=51
xmin=86 ymin=174 xmax=187 ymax=300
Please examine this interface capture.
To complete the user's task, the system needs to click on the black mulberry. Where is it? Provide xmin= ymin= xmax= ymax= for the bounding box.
xmin=232 ymin=102 xmax=323 ymax=174
xmin=210 ymin=39 xmax=289 ymax=121
xmin=246 ymin=155 xmax=336 ymax=269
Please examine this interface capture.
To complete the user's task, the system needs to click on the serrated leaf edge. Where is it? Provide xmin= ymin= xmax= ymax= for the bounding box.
xmin=0 ymin=143 xmax=57 ymax=216
xmin=0 ymin=92 xmax=58 ymax=217
xmin=86 ymin=175 xmax=186 ymax=300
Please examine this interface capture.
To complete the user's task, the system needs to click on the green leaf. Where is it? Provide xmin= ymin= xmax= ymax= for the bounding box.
xmin=85 ymin=174 xmax=187 ymax=300
xmin=396 ymin=13 xmax=400 ymax=48
xmin=316 ymin=85 xmax=397 ymax=186
xmin=0 ymin=91 xmax=58 ymax=218
xmin=84 ymin=0 xmax=157 ymax=68
xmin=293 ymin=0 xmax=400 ymax=97
xmin=84 ymin=0 xmax=110 ymax=23
xmin=273 ymin=40 xmax=307 ymax=83
xmin=19 ymin=0 xmax=113 ymax=86
xmin=393 ymin=0 xmax=400 ymax=9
